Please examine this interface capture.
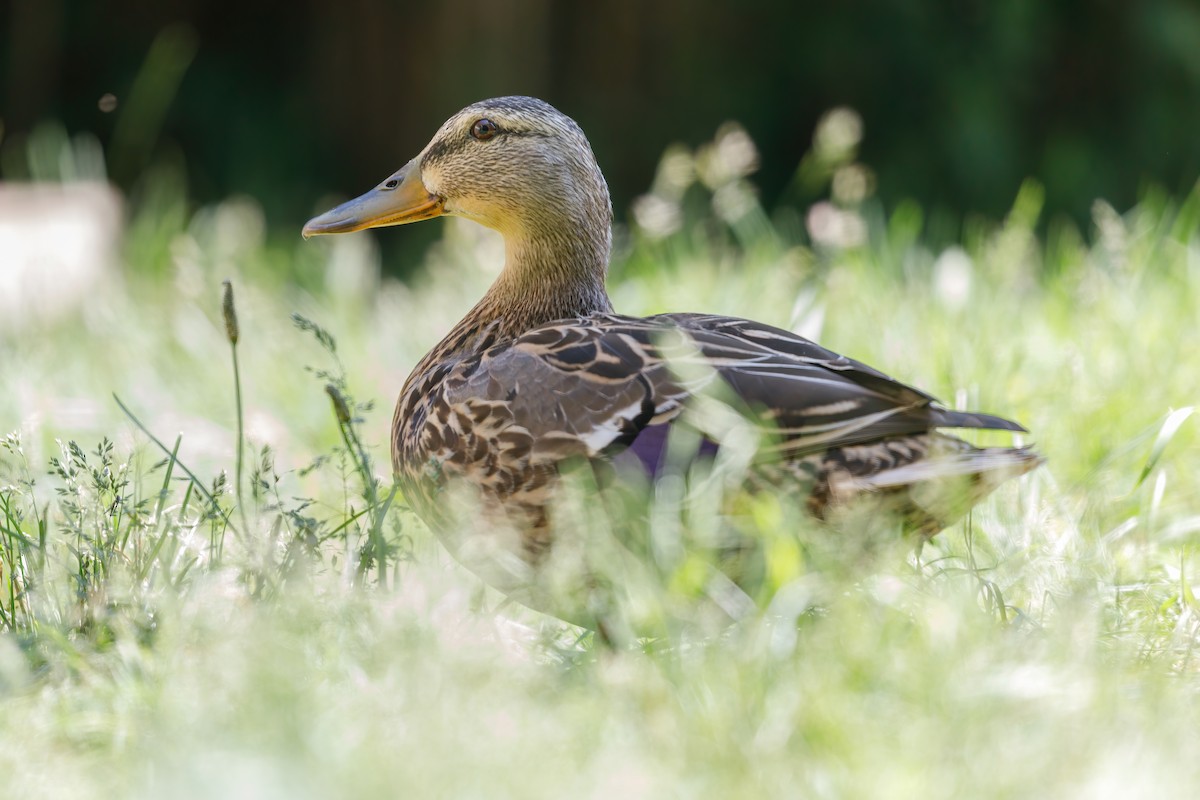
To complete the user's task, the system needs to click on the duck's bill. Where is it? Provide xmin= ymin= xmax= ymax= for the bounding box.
xmin=302 ymin=158 xmax=443 ymax=238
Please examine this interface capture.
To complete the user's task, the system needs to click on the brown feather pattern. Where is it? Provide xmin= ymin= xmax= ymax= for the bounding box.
xmin=392 ymin=310 xmax=1040 ymax=565
xmin=308 ymin=96 xmax=1041 ymax=609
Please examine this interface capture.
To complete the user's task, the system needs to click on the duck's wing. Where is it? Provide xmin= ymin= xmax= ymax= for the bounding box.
xmin=442 ymin=312 xmax=1024 ymax=470
xmin=656 ymin=313 xmax=1025 ymax=449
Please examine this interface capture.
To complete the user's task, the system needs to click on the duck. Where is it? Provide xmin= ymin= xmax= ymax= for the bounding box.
xmin=303 ymin=96 xmax=1041 ymax=623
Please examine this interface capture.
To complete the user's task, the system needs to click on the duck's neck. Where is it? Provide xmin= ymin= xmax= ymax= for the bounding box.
xmin=439 ymin=228 xmax=614 ymax=352
xmin=497 ymin=229 xmax=612 ymax=319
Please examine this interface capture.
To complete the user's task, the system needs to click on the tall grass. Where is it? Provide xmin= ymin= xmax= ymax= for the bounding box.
xmin=1 ymin=120 xmax=1198 ymax=798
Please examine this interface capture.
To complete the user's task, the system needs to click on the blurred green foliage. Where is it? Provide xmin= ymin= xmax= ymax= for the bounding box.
xmin=4 ymin=0 xmax=1200 ymax=259
xmin=2 ymin=109 xmax=1199 ymax=798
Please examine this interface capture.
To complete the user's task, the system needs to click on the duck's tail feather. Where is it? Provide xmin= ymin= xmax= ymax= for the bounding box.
xmin=930 ymin=408 xmax=1029 ymax=433
xmin=854 ymin=445 xmax=1043 ymax=491
xmin=809 ymin=437 xmax=1043 ymax=536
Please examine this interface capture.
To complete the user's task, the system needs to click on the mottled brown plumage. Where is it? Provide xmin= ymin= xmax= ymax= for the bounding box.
xmin=304 ymin=96 xmax=1041 ymax=617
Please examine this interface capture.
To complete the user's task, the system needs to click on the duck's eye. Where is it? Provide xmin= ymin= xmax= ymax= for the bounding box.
xmin=471 ymin=118 xmax=499 ymax=141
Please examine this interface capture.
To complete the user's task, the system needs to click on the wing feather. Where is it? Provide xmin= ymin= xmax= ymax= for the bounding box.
xmin=439 ymin=312 xmax=1025 ymax=465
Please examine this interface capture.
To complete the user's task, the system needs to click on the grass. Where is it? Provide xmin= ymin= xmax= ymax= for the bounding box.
xmin=2 ymin=122 xmax=1199 ymax=798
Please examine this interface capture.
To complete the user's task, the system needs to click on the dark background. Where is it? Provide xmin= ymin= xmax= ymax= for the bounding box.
xmin=5 ymin=0 xmax=1200 ymax=259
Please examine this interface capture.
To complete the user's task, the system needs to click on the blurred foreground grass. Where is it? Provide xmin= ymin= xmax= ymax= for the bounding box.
xmin=2 ymin=123 xmax=1199 ymax=798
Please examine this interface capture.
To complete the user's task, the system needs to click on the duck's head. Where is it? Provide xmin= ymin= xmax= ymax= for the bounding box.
xmin=303 ymin=96 xmax=613 ymax=254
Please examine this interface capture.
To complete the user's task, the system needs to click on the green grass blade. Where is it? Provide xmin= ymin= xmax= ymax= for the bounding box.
xmin=1134 ymin=406 xmax=1195 ymax=490
xmin=113 ymin=393 xmax=240 ymax=539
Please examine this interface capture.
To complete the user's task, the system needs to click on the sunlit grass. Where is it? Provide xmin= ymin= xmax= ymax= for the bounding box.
xmin=1 ymin=121 xmax=1199 ymax=798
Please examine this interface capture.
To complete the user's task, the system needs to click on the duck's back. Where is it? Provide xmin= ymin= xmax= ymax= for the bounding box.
xmin=392 ymin=312 xmax=1040 ymax=556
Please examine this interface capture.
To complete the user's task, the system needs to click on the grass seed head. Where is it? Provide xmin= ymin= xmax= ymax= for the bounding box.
xmin=325 ymin=384 xmax=351 ymax=424
xmin=222 ymin=280 xmax=239 ymax=345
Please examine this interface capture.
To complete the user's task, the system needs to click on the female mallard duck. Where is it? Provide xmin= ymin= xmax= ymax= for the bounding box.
xmin=304 ymin=96 xmax=1040 ymax=617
